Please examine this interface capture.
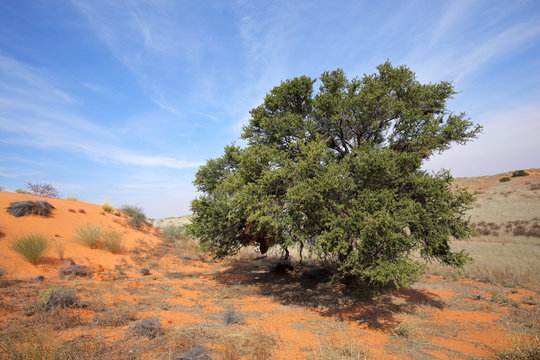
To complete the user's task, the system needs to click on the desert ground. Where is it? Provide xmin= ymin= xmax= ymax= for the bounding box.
xmin=1 ymin=169 xmax=539 ymax=359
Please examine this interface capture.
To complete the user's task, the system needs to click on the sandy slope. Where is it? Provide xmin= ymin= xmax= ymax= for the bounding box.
xmin=0 ymin=192 xmax=161 ymax=278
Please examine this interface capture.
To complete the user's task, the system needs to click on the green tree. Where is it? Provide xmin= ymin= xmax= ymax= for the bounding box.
xmin=189 ymin=62 xmax=482 ymax=288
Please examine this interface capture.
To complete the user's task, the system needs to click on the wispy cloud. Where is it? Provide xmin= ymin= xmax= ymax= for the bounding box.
xmin=0 ymin=55 xmax=201 ymax=170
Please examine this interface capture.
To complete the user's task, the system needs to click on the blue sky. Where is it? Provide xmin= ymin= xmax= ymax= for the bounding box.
xmin=1 ymin=1 xmax=539 ymax=218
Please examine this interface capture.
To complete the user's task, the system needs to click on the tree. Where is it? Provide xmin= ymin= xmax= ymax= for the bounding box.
xmin=188 ymin=62 xmax=482 ymax=288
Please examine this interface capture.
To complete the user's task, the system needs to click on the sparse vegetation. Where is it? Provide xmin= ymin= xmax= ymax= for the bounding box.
xmin=512 ymin=170 xmax=529 ymax=178
xmin=26 ymin=182 xmax=61 ymax=198
xmin=120 ymin=205 xmax=147 ymax=229
xmin=129 ymin=318 xmax=163 ymax=339
xmin=498 ymin=337 xmax=540 ymax=360
xmin=102 ymin=201 xmax=115 ymax=214
xmin=0 ymin=267 xmax=6 ymax=288
xmin=499 ymin=177 xmax=511 ymax=182
xmin=37 ymin=287 xmax=78 ymax=310
xmin=15 ymin=188 xmax=31 ymax=194
xmin=52 ymin=238 xmax=65 ymax=261
xmin=7 ymin=200 xmax=55 ymax=217
xmin=101 ymin=231 xmax=123 ymax=253
xmin=160 ymin=224 xmax=185 ymax=245
xmin=9 ymin=234 xmax=49 ymax=265
xmin=65 ymin=196 xmax=80 ymax=201
xmin=74 ymin=224 xmax=102 ymax=249
xmin=94 ymin=304 xmax=136 ymax=327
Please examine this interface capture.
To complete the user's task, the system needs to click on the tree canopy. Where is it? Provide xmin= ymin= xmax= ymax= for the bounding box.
xmin=188 ymin=62 xmax=482 ymax=288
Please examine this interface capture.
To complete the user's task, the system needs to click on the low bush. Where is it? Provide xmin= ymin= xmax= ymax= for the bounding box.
xmin=160 ymin=224 xmax=185 ymax=245
xmin=499 ymin=177 xmax=511 ymax=182
xmin=74 ymin=224 xmax=102 ymax=249
xmin=9 ymin=234 xmax=49 ymax=265
xmin=37 ymin=287 xmax=78 ymax=310
xmin=15 ymin=189 xmax=31 ymax=194
xmin=7 ymin=200 xmax=55 ymax=217
xmin=129 ymin=318 xmax=163 ymax=339
xmin=102 ymin=231 xmax=123 ymax=253
xmin=102 ymin=201 xmax=115 ymax=214
xmin=512 ymin=170 xmax=529 ymax=177
xmin=65 ymin=196 xmax=80 ymax=201
xmin=120 ymin=205 xmax=147 ymax=229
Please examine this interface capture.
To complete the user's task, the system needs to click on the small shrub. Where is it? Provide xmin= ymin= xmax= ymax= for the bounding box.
xmin=129 ymin=318 xmax=163 ymax=339
xmin=499 ymin=177 xmax=511 ymax=182
xmin=7 ymin=200 xmax=55 ymax=217
xmin=52 ymin=238 xmax=65 ymax=261
xmin=37 ymin=287 xmax=78 ymax=310
xmin=223 ymin=310 xmax=244 ymax=325
xmin=74 ymin=224 xmax=102 ymax=248
xmin=102 ymin=231 xmax=123 ymax=253
xmin=15 ymin=188 xmax=31 ymax=194
xmin=512 ymin=170 xmax=529 ymax=177
xmin=26 ymin=182 xmax=61 ymax=198
xmin=102 ymin=201 xmax=115 ymax=214
xmin=160 ymin=224 xmax=185 ymax=245
xmin=9 ymin=234 xmax=49 ymax=265
xmin=530 ymin=184 xmax=540 ymax=191
xmin=120 ymin=205 xmax=147 ymax=229
xmin=65 ymin=196 xmax=80 ymax=201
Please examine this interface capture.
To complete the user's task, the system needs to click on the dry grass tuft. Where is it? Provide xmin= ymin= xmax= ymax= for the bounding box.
xmin=129 ymin=318 xmax=163 ymax=339
xmin=217 ymin=328 xmax=277 ymax=360
xmin=498 ymin=336 xmax=540 ymax=360
xmin=94 ymin=303 xmax=136 ymax=327
xmin=392 ymin=318 xmax=423 ymax=339
xmin=316 ymin=337 xmax=369 ymax=360
xmin=52 ymin=238 xmax=65 ymax=261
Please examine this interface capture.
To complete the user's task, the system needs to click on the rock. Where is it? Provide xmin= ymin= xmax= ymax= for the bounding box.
xmin=34 ymin=275 xmax=45 ymax=282
xmin=140 ymin=268 xmax=151 ymax=276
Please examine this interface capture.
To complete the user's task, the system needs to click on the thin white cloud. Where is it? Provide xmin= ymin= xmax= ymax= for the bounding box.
xmin=0 ymin=55 xmax=201 ymax=170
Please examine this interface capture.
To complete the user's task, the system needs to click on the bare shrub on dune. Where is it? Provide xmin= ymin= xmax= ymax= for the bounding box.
xmin=26 ymin=182 xmax=61 ymax=198
xmin=7 ymin=200 xmax=55 ymax=217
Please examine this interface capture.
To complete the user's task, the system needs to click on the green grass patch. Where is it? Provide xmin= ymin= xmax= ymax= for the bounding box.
xmin=102 ymin=231 xmax=123 ymax=253
xmin=74 ymin=224 xmax=102 ymax=249
xmin=9 ymin=234 xmax=49 ymax=265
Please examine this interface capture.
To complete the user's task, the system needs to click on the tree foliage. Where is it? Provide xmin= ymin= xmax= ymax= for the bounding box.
xmin=188 ymin=62 xmax=482 ymax=288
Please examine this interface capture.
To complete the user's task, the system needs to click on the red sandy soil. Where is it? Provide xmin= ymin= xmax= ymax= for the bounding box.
xmin=1 ymin=192 xmax=539 ymax=359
